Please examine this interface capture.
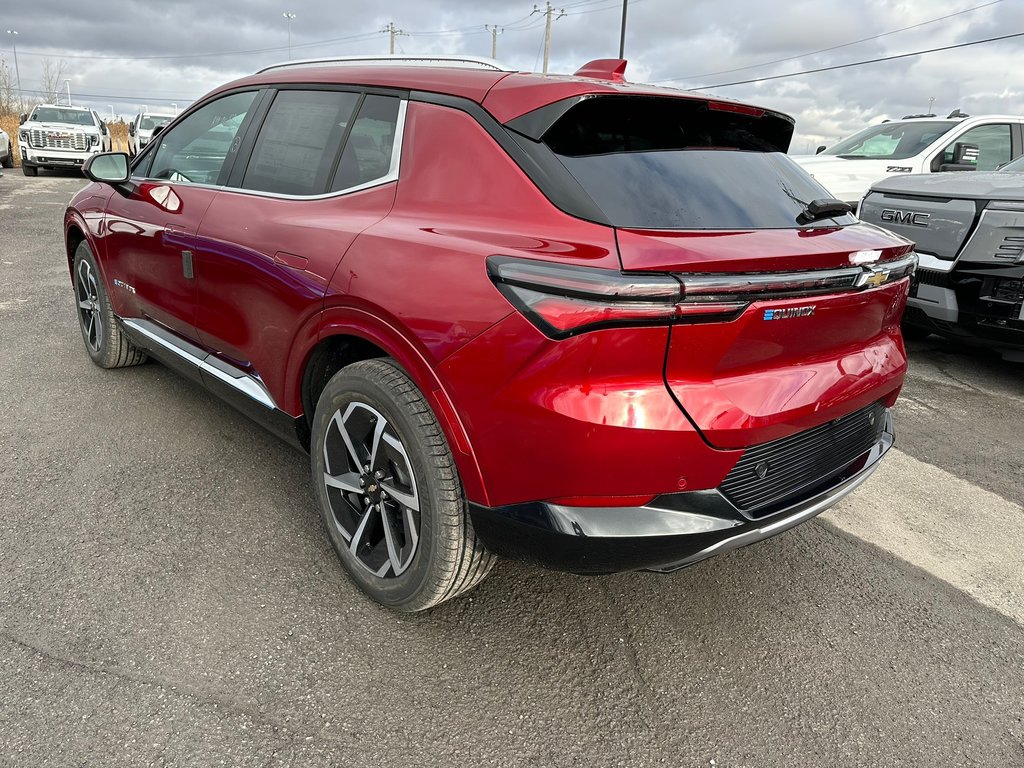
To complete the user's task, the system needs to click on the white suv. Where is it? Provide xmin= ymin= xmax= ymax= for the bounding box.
xmin=792 ymin=113 xmax=1024 ymax=208
xmin=128 ymin=112 xmax=176 ymax=157
xmin=18 ymin=104 xmax=106 ymax=176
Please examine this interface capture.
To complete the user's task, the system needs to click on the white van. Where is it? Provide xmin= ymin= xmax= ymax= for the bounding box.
xmin=792 ymin=113 xmax=1024 ymax=209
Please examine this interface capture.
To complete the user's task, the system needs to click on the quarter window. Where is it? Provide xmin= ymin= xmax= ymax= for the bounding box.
xmin=145 ymin=91 xmax=257 ymax=185
xmin=940 ymin=124 xmax=1011 ymax=171
xmin=331 ymin=95 xmax=401 ymax=192
xmin=241 ymin=89 xmax=360 ymax=196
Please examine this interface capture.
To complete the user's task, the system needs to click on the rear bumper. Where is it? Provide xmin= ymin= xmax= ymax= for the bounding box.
xmin=470 ymin=411 xmax=893 ymax=574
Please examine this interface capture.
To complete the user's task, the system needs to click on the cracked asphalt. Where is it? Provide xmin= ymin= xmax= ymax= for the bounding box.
xmin=1 ymin=171 xmax=1022 ymax=767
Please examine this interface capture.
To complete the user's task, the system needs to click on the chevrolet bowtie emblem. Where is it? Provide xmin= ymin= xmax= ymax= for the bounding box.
xmin=864 ymin=270 xmax=890 ymax=287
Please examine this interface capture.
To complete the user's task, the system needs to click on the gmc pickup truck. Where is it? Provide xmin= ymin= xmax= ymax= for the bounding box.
xmin=18 ymin=104 xmax=107 ymax=176
xmin=860 ymin=157 xmax=1024 ymax=361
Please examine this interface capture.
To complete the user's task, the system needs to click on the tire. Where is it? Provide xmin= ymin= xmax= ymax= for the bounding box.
xmin=311 ymin=359 xmax=494 ymax=611
xmin=22 ymin=163 xmax=37 ymax=176
xmin=72 ymin=241 xmax=147 ymax=369
xmin=1 ymin=150 xmax=12 ymax=169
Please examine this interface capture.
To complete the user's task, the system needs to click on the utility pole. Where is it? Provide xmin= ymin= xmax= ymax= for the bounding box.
xmin=618 ymin=0 xmax=628 ymax=59
xmin=485 ymin=24 xmax=503 ymax=59
xmin=5 ymin=30 xmax=21 ymax=109
xmin=532 ymin=3 xmax=565 ymax=74
xmin=381 ymin=22 xmax=407 ymax=55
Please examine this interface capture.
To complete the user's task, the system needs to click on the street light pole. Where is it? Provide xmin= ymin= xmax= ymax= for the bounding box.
xmin=64 ymin=78 xmax=71 ymax=106
xmin=5 ymin=30 xmax=21 ymax=108
xmin=618 ymin=0 xmax=628 ymax=59
xmin=282 ymin=12 xmax=296 ymax=60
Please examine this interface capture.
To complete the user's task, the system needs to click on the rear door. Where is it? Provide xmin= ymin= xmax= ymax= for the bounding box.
xmin=192 ymin=88 xmax=404 ymax=408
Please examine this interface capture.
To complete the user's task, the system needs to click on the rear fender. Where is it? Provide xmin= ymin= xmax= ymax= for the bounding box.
xmin=286 ymin=306 xmax=489 ymax=506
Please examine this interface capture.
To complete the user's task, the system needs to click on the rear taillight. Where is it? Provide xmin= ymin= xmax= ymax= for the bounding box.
xmin=487 ymin=257 xmax=743 ymax=339
xmin=487 ymin=253 xmax=917 ymax=340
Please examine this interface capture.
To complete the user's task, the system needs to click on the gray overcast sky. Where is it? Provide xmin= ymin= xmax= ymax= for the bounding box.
xmin=2 ymin=0 xmax=1022 ymax=151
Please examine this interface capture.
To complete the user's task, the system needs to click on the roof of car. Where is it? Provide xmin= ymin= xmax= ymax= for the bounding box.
xmin=217 ymin=59 xmax=784 ymax=125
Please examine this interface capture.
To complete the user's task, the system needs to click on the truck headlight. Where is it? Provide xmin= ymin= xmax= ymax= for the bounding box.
xmin=89 ymin=134 xmax=99 ymax=146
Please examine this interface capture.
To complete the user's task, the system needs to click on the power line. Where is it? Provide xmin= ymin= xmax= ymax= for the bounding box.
xmin=694 ymin=30 xmax=1024 ymax=90
xmin=656 ymin=0 xmax=1002 ymax=83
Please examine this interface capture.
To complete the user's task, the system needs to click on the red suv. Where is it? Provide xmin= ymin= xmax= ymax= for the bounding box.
xmin=64 ymin=56 xmax=915 ymax=611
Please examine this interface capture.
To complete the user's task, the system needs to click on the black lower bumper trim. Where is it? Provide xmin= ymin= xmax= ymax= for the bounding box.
xmin=470 ymin=413 xmax=893 ymax=574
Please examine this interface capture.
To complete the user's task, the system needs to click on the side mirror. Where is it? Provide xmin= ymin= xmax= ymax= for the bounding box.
xmin=152 ymin=124 xmax=166 ymax=137
xmin=128 ymin=123 xmax=135 ymax=136
xmin=939 ymin=142 xmax=980 ymax=172
xmin=19 ymin=113 xmax=27 ymax=125
xmin=953 ymin=142 xmax=979 ymax=165
xmin=83 ymin=152 xmax=130 ymax=185
xmin=815 ymin=145 xmax=826 ymax=154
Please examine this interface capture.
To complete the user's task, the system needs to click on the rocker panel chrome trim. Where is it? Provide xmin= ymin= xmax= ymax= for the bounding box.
xmin=121 ymin=318 xmax=277 ymax=409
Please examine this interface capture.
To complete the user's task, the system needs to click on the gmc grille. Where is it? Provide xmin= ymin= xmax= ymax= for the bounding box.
xmin=28 ymin=129 xmax=89 ymax=151
xmin=719 ymin=402 xmax=887 ymax=517
xmin=913 ymin=268 xmax=951 ymax=289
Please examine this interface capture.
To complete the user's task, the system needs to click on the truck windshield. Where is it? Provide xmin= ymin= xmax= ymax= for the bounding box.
xmin=820 ymin=120 xmax=957 ymax=160
xmin=541 ymin=95 xmax=850 ymax=230
xmin=30 ymin=108 xmax=96 ymax=126
xmin=140 ymin=116 xmax=171 ymax=131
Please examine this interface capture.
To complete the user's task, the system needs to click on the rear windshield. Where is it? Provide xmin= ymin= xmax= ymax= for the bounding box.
xmin=542 ymin=96 xmax=847 ymax=230
xmin=30 ymin=108 xmax=95 ymax=126
xmin=820 ymin=120 xmax=956 ymax=160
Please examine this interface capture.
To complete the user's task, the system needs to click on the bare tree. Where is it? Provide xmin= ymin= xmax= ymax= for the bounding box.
xmin=40 ymin=58 xmax=68 ymax=104
xmin=0 ymin=56 xmax=17 ymax=114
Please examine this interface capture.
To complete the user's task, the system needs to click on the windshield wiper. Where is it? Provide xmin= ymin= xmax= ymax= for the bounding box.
xmin=797 ymin=198 xmax=853 ymax=225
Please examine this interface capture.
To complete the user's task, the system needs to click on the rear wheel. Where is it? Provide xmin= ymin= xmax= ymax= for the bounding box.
xmin=311 ymin=359 xmax=494 ymax=611
xmin=73 ymin=242 xmax=147 ymax=369
xmin=22 ymin=163 xmax=37 ymax=176
xmin=1 ymin=150 xmax=12 ymax=168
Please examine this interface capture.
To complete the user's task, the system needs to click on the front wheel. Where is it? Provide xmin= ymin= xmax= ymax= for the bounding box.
xmin=311 ymin=359 xmax=494 ymax=611
xmin=1 ymin=151 xmax=12 ymax=169
xmin=73 ymin=242 xmax=147 ymax=369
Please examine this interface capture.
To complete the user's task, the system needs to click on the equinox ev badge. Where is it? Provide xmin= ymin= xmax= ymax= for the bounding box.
xmin=763 ymin=306 xmax=816 ymax=320
xmin=880 ymin=208 xmax=930 ymax=227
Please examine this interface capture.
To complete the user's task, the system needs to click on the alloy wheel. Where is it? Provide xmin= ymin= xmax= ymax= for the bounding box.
xmin=321 ymin=401 xmax=420 ymax=578
xmin=76 ymin=259 xmax=103 ymax=353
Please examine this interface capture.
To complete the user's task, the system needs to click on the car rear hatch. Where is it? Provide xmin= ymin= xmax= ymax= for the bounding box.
xmin=527 ymin=92 xmax=916 ymax=449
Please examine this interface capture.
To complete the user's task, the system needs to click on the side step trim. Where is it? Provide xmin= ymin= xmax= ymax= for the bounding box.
xmin=121 ymin=318 xmax=277 ymax=410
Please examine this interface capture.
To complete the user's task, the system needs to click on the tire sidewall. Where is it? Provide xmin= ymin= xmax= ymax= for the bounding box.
xmin=311 ymin=363 xmax=451 ymax=609
xmin=73 ymin=242 xmax=115 ymax=366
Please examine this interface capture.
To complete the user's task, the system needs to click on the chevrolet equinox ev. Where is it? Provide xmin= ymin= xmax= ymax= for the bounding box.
xmin=64 ymin=56 xmax=916 ymax=611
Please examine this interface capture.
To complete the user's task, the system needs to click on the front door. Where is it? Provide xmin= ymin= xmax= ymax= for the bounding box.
xmin=110 ymin=90 xmax=260 ymax=342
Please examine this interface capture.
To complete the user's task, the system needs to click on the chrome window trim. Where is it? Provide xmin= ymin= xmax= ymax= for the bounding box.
xmin=129 ymin=97 xmax=407 ymax=202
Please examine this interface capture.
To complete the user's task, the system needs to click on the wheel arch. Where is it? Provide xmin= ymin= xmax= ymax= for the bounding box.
xmin=292 ymin=309 xmax=489 ymax=507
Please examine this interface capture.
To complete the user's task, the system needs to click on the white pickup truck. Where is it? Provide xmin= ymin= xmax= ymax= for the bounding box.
xmin=17 ymin=104 xmax=108 ymax=176
xmin=792 ymin=113 xmax=1024 ymax=209
xmin=128 ymin=111 xmax=176 ymax=157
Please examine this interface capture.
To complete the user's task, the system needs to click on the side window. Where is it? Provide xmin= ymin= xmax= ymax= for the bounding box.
xmin=241 ymin=89 xmax=360 ymax=196
xmin=146 ymin=91 xmax=257 ymax=185
xmin=940 ymin=124 xmax=1011 ymax=170
xmin=331 ymin=95 xmax=401 ymax=192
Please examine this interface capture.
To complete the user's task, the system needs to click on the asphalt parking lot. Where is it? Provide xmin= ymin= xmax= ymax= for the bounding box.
xmin=1 ymin=171 xmax=1022 ymax=768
